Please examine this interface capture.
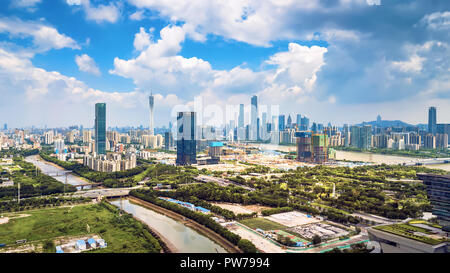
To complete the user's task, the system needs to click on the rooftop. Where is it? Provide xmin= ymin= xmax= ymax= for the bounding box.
xmin=373 ymin=220 xmax=448 ymax=245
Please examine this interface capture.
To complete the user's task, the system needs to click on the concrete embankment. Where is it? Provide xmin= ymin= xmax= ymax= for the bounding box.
xmin=127 ymin=196 xmax=242 ymax=253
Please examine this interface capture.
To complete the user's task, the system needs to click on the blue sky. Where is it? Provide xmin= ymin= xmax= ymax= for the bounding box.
xmin=0 ymin=0 xmax=449 ymax=128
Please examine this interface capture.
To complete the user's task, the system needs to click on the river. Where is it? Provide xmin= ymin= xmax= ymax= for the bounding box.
xmin=24 ymin=155 xmax=91 ymax=190
xmin=253 ymin=143 xmax=450 ymax=172
xmin=110 ymin=199 xmax=227 ymax=253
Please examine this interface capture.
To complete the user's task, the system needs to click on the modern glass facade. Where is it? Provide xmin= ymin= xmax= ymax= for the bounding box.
xmin=176 ymin=112 xmax=197 ymax=165
xmin=418 ymin=173 xmax=450 ymax=228
xmin=95 ymin=103 xmax=106 ymax=155
xmin=278 ymin=115 xmax=285 ymax=131
xmin=428 ymin=107 xmax=437 ymax=135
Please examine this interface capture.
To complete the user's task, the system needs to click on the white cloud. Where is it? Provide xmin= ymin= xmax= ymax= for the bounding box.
xmin=130 ymin=10 xmax=145 ymax=21
xmin=75 ymin=54 xmax=101 ymax=76
xmin=66 ymin=0 xmax=121 ymax=23
xmin=0 ymin=17 xmax=80 ymax=53
xmin=420 ymin=11 xmax=450 ymax=30
xmin=126 ymin=0 xmax=378 ymax=46
xmin=11 ymin=0 xmax=42 ymax=9
xmin=391 ymin=54 xmax=425 ymax=73
xmin=111 ymin=25 xmax=329 ymax=121
xmin=0 ymin=47 xmax=182 ymax=127
xmin=133 ymin=27 xmax=153 ymax=51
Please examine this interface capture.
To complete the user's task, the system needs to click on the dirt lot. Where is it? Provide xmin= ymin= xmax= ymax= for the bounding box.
xmin=211 ymin=202 xmax=272 ymax=215
xmin=211 ymin=203 xmax=254 ymax=214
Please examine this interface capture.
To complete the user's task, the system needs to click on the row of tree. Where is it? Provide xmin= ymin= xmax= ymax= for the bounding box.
xmin=130 ymin=189 xmax=258 ymax=253
xmin=0 ymin=196 xmax=91 ymax=213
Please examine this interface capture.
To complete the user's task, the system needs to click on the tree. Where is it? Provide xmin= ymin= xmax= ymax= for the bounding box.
xmin=238 ymin=239 xmax=257 ymax=253
xmin=312 ymin=235 xmax=322 ymax=245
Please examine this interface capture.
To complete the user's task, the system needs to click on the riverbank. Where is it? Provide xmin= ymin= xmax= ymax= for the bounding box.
xmin=128 ymin=196 xmax=241 ymax=253
xmin=34 ymin=155 xmax=94 ymax=184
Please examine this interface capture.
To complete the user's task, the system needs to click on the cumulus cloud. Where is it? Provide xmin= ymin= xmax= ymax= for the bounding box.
xmin=75 ymin=54 xmax=101 ymax=76
xmin=133 ymin=27 xmax=153 ymax=51
xmin=126 ymin=0 xmax=382 ymax=46
xmin=0 ymin=47 xmax=182 ymax=127
xmin=111 ymin=25 xmax=329 ymax=122
xmin=0 ymin=17 xmax=80 ymax=53
xmin=420 ymin=11 xmax=450 ymax=30
xmin=66 ymin=0 xmax=121 ymax=23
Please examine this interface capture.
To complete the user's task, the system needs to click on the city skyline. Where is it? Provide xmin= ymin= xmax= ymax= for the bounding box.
xmin=0 ymin=1 xmax=450 ymax=128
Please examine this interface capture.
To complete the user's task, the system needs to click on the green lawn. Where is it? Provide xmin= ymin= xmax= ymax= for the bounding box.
xmin=239 ymin=217 xmax=287 ymax=231
xmin=374 ymin=224 xmax=446 ymax=245
xmin=0 ymin=202 xmax=161 ymax=253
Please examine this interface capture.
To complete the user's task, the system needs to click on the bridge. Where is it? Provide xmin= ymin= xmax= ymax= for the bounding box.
xmin=74 ymin=186 xmax=140 ymax=199
xmin=42 ymin=170 xmax=73 ymax=177
xmin=74 ymin=182 xmax=102 ymax=190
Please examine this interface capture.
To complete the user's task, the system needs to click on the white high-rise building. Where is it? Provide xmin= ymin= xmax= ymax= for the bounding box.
xmin=250 ymin=95 xmax=258 ymax=141
xmin=45 ymin=131 xmax=54 ymax=145
xmin=149 ymin=94 xmax=154 ymax=135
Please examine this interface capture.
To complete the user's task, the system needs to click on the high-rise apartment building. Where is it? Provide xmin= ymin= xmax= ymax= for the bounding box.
xmin=437 ymin=124 xmax=450 ymax=144
xmin=436 ymin=134 xmax=448 ymax=149
xmin=176 ymin=112 xmax=197 ymax=165
xmin=44 ymin=130 xmax=54 ymax=145
xmin=83 ymin=130 xmax=92 ymax=143
xmin=350 ymin=125 xmax=372 ymax=149
xmin=95 ymin=103 xmax=106 ymax=155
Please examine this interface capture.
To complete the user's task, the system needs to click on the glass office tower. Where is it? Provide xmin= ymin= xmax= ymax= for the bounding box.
xmin=176 ymin=112 xmax=197 ymax=165
xmin=417 ymin=173 xmax=450 ymax=228
xmin=95 ymin=103 xmax=106 ymax=155
xmin=428 ymin=106 xmax=437 ymax=135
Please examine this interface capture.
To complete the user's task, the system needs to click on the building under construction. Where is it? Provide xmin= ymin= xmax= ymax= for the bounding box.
xmin=296 ymin=132 xmax=329 ymax=164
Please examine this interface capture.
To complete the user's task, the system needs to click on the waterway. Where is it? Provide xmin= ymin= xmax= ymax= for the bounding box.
xmin=253 ymin=143 xmax=450 ymax=172
xmin=110 ymin=199 xmax=227 ymax=253
xmin=24 ymin=155 xmax=91 ymax=190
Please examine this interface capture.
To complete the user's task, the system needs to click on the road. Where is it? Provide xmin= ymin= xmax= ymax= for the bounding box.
xmin=72 ymin=186 xmax=142 ymax=199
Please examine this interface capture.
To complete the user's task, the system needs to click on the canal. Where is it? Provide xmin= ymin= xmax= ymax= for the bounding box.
xmin=110 ymin=199 xmax=227 ymax=253
xmin=24 ymin=155 xmax=91 ymax=190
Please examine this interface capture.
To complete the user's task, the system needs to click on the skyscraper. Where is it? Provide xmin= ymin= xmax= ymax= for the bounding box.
xmin=296 ymin=114 xmax=302 ymax=127
xmin=287 ymin=115 xmax=292 ymax=129
xmin=301 ymin=116 xmax=309 ymax=131
xmin=95 ymin=103 xmax=106 ymax=155
xmin=350 ymin=125 xmax=372 ymax=149
xmin=250 ymin=95 xmax=258 ymax=141
xmin=149 ymin=94 xmax=154 ymax=135
xmin=176 ymin=112 xmax=197 ymax=165
xmin=417 ymin=174 xmax=450 ymax=228
xmin=278 ymin=115 xmax=285 ymax=131
xmin=237 ymin=104 xmax=245 ymax=141
xmin=428 ymin=106 xmax=437 ymax=135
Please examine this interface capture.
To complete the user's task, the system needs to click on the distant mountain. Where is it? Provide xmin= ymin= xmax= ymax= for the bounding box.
xmin=356 ymin=120 xmax=415 ymax=128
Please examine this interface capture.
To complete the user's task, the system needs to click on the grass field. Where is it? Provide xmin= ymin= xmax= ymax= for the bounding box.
xmin=0 ymin=202 xmax=161 ymax=253
xmin=239 ymin=217 xmax=287 ymax=231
